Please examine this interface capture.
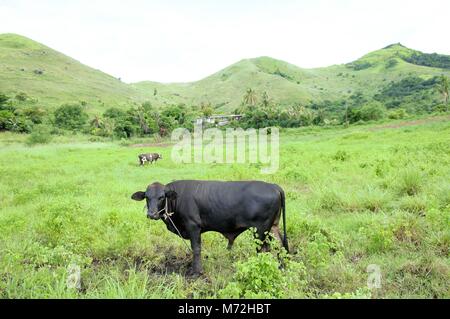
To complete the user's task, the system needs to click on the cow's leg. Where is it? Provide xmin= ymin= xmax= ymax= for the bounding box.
xmin=227 ymin=238 xmax=234 ymax=250
xmin=225 ymin=234 xmax=236 ymax=250
xmin=188 ymin=228 xmax=202 ymax=276
xmin=271 ymin=225 xmax=284 ymax=248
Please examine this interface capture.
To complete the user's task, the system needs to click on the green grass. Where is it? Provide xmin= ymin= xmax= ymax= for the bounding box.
xmin=2 ymin=34 xmax=450 ymax=114
xmin=0 ymin=116 xmax=449 ymax=298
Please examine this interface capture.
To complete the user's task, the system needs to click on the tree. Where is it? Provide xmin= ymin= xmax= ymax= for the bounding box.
xmin=54 ymin=104 xmax=88 ymax=130
xmin=104 ymin=107 xmax=126 ymax=120
xmin=261 ymin=91 xmax=272 ymax=109
xmin=90 ymin=114 xmax=104 ymax=129
xmin=200 ymin=102 xmax=213 ymax=117
xmin=348 ymin=102 xmax=386 ymax=123
xmin=243 ymin=88 xmax=258 ymax=107
xmin=22 ymin=106 xmax=46 ymax=124
xmin=437 ymin=75 xmax=449 ymax=106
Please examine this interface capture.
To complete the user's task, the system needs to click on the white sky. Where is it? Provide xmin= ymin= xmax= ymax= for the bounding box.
xmin=1 ymin=0 xmax=449 ymax=83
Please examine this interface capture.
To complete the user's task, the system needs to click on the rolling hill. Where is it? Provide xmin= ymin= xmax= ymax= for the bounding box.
xmin=1 ymin=33 xmax=449 ymax=114
xmin=0 ymin=33 xmax=147 ymax=112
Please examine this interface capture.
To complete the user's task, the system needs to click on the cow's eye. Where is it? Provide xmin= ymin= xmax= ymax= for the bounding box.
xmin=158 ymin=196 xmax=164 ymax=201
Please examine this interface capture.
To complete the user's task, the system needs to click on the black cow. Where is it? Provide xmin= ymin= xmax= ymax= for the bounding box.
xmin=138 ymin=153 xmax=162 ymax=166
xmin=131 ymin=180 xmax=288 ymax=275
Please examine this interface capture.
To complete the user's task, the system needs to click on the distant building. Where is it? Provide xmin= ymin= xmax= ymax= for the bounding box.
xmin=194 ymin=114 xmax=243 ymax=126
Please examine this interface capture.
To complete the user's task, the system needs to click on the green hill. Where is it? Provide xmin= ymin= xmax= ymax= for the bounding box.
xmin=134 ymin=43 xmax=450 ymax=112
xmin=1 ymin=33 xmax=449 ymax=113
xmin=0 ymin=33 xmax=146 ymax=112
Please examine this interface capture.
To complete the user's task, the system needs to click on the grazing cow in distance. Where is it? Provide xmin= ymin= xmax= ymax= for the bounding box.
xmin=131 ymin=180 xmax=288 ymax=276
xmin=138 ymin=153 xmax=163 ymax=166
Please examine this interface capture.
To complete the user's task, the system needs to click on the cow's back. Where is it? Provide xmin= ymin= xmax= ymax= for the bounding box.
xmin=167 ymin=180 xmax=281 ymax=232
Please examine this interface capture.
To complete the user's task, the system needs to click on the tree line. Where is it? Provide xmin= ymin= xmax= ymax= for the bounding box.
xmin=0 ymin=75 xmax=448 ymax=143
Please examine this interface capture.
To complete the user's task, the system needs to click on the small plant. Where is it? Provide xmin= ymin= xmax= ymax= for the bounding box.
xmin=15 ymin=92 xmax=28 ymax=102
xmin=396 ymin=167 xmax=423 ymax=196
xmin=333 ymin=150 xmax=350 ymax=161
xmin=219 ymin=253 xmax=285 ymax=298
xmin=398 ymin=195 xmax=427 ymax=215
xmin=359 ymin=222 xmax=394 ymax=254
xmin=26 ymin=125 xmax=52 ymax=146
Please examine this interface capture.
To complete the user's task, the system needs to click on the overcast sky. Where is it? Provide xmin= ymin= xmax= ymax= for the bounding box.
xmin=1 ymin=0 xmax=449 ymax=83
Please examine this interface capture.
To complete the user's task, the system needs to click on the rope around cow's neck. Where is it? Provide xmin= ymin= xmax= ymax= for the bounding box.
xmin=144 ymin=199 xmax=192 ymax=252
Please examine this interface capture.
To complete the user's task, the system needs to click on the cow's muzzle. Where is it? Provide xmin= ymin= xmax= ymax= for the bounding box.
xmin=147 ymin=211 xmax=161 ymax=220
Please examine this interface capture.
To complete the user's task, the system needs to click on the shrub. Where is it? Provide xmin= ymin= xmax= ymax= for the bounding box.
xmin=54 ymin=104 xmax=88 ymax=130
xmin=332 ymin=150 xmax=350 ymax=161
xmin=26 ymin=125 xmax=52 ymax=146
xmin=398 ymin=196 xmax=427 ymax=215
xmin=359 ymin=102 xmax=386 ymax=121
xmin=315 ymin=188 xmax=345 ymax=211
xmin=22 ymin=106 xmax=46 ymax=124
xmin=388 ymin=108 xmax=408 ymax=119
xmin=218 ymin=253 xmax=285 ymax=298
xmin=15 ymin=92 xmax=28 ymax=102
xmin=359 ymin=222 xmax=394 ymax=254
xmin=392 ymin=215 xmax=425 ymax=246
xmin=358 ymin=187 xmax=390 ymax=212
xmin=218 ymin=251 xmax=308 ymax=299
xmin=385 ymin=59 xmax=398 ymax=69
xmin=395 ymin=167 xmax=423 ymax=196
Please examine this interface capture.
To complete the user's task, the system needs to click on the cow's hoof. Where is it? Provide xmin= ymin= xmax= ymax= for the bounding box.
xmin=186 ymin=268 xmax=203 ymax=278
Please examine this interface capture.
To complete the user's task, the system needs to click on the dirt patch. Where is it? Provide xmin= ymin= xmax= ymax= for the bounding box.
xmin=128 ymin=142 xmax=173 ymax=148
xmin=148 ymin=253 xmax=191 ymax=275
xmin=368 ymin=115 xmax=450 ymax=132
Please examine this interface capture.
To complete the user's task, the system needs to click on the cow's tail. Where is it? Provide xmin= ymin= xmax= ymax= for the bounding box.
xmin=280 ymin=188 xmax=289 ymax=253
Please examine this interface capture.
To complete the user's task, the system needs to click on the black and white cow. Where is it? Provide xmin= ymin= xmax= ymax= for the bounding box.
xmin=138 ymin=153 xmax=162 ymax=166
xmin=131 ymin=180 xmax=288 ymax=275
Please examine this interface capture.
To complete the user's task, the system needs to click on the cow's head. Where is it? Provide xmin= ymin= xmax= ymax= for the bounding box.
xmin=131 ymin=182 xmax=177 ymax=220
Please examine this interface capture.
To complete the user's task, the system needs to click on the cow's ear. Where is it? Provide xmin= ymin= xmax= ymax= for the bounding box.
xmin=131 ymin=191 xmax=146 ymax=201
xmin=165 ymin=190 xmax=177 ymax=200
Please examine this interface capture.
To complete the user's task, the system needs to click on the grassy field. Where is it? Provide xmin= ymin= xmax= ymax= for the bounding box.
xmin=0 ymin=116 xmax=449 ymax=298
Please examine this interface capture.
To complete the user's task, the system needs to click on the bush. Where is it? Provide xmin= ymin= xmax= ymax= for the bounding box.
xmin=332 ymin=150 xmax=350 ymax=161
xmin=15 ymin=92 xmax=28 ymax=102
xmin=359 ymin=222 xmax=394 ymax=254
xmin=395 ymin=167 xmax=423 ymax=196
xmin=359 ymin=102 xmax=386 ymax=121
xmin=26 ymin=125 xmax=53 ymax=145
xmin=22 ymin=106 xmax=46 ymax=124
xmin=388 ymin=108 xmax=408 ymax=119
xmin=54 ymin=104 xmax=88 ymax=130
xmin=219 ymin=253 xmax=284 ymax=298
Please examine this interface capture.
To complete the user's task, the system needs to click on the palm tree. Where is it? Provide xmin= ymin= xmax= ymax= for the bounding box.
xmin=90 ymin=115 xmax=103 ymax=129
xmin=437 ymin=75 xmax=449 ymax=106
xmin=135 ymin=106 xmax=150 ymax=134
xmin=243 ymin=88 xmax=258 ymax=107
xmin=261 ymin=91 xmax=271 ymax=109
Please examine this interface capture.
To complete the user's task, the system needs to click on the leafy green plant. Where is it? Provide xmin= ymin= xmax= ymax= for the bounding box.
xmin=54 ymin=104 xmax=88 ymax=130
xmin=395 ymin=167 xmax=423 ymax=196
xmin=26 ymin=125 xmax=52 ymax=145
